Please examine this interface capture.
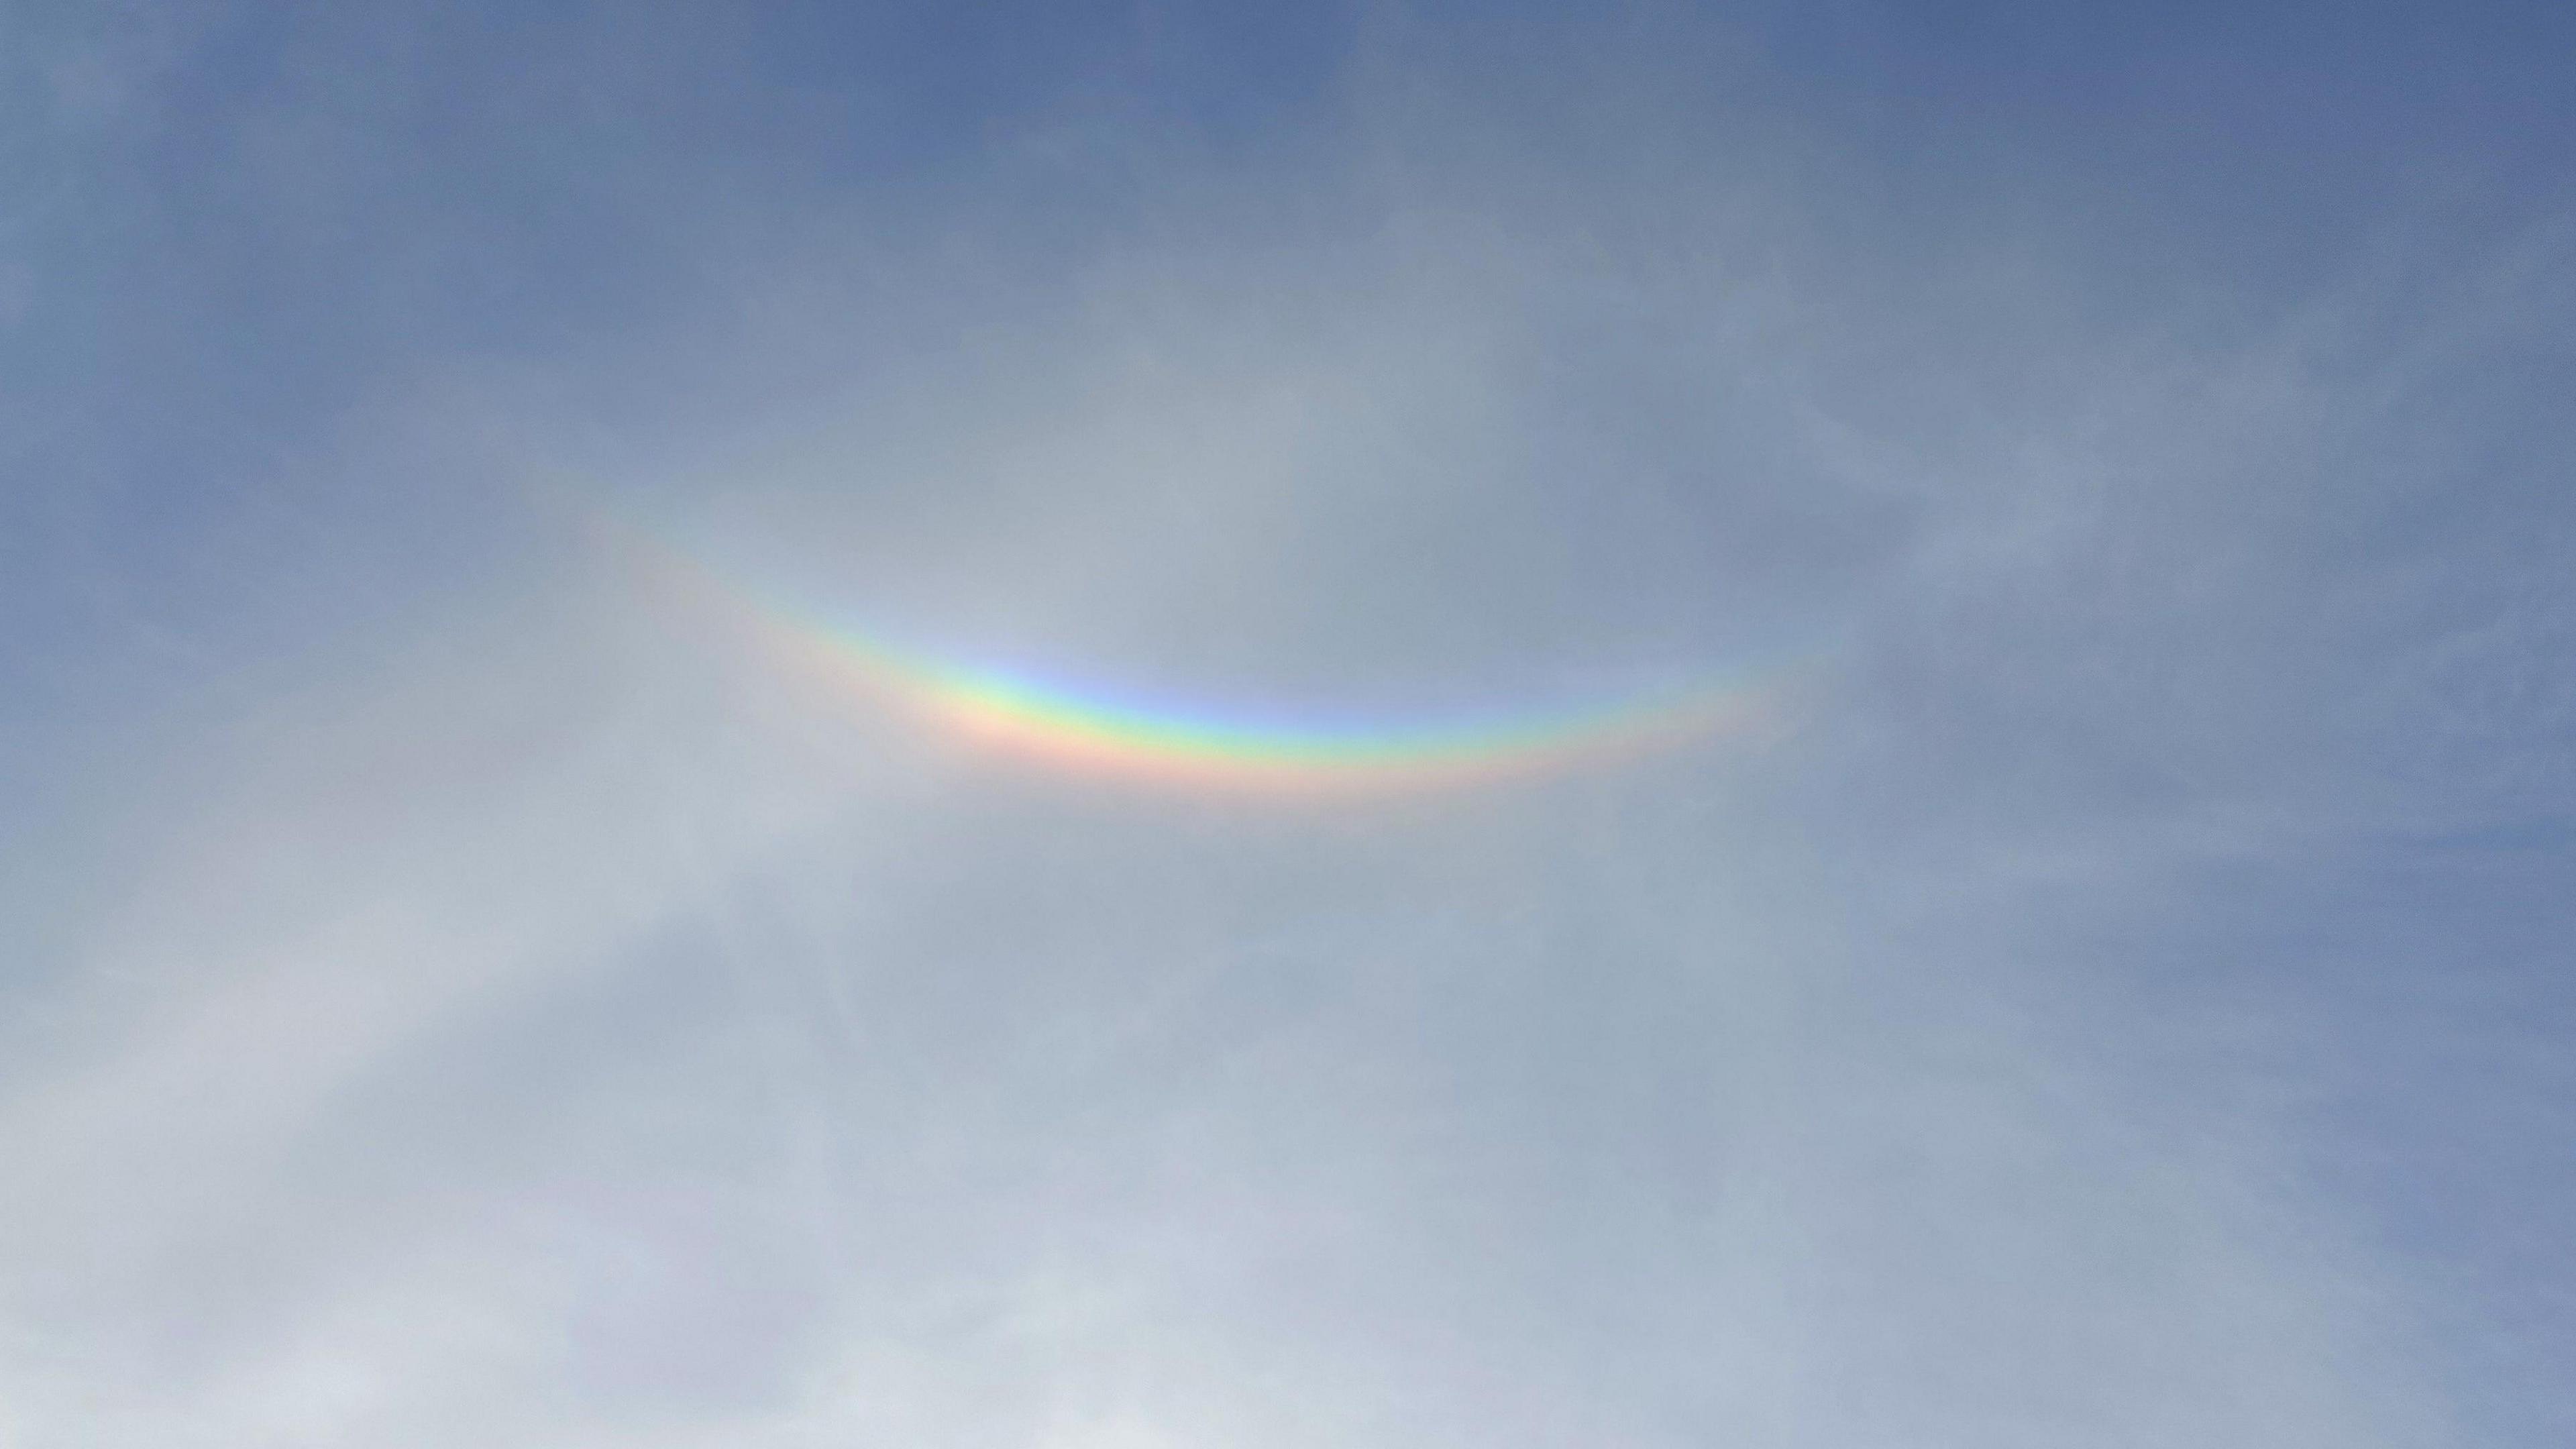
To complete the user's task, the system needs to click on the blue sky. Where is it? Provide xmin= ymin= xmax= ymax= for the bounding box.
xmin=5 ymin=3 xmax=2573 ymax=1445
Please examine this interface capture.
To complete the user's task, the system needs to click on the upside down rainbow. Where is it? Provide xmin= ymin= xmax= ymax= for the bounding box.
xmin=637 ymin=535 xmax=1792 ymax=796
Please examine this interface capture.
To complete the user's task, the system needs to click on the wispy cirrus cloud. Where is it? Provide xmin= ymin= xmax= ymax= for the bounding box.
xmin=3 ymin=5 xmax=2571 ymax=1446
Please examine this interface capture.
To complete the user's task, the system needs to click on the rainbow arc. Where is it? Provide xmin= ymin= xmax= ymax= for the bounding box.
xmin=788 ymin=627 xmax=1771 ymax=793
xmin=630 ymin=530 xmax=1794 ymax=796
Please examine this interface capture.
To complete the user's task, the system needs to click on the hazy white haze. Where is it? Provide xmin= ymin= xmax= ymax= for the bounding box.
xmin=5 ymin=4 xmax=2573 ymax=1445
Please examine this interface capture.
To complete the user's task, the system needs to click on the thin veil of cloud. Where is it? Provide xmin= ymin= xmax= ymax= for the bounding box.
xmin=3 ymin=5 xmax=2571 ymax=1447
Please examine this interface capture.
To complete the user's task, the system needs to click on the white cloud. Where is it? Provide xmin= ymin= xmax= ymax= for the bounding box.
xmin=8 ymin=9 xmax=2571 ymax=1444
